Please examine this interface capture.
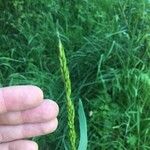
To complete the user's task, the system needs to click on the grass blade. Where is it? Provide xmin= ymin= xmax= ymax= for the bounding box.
xmin=78 ymin=99 xmax=88 ymax=150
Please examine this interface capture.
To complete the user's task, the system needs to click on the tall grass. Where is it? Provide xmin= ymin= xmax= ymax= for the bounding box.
xmin=0 ymin=0 xmax=150 ymax=149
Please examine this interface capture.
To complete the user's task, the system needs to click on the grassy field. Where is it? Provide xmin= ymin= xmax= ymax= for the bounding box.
xmin=0 ymin=0 xmax=150 ymax=149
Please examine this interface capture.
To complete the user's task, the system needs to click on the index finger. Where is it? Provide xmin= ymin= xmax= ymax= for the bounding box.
xmin=0 ymin=85 xmax=43 ymax=113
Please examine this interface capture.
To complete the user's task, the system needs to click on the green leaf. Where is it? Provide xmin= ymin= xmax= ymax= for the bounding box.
xmin=63 ymin=140 xmax=69 ymax=150
xmin=78 ymin=99 xmax=88 ymax=150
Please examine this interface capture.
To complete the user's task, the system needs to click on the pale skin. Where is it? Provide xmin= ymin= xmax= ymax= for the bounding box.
xmin=0 ymin=85 xmax=59 ymax=150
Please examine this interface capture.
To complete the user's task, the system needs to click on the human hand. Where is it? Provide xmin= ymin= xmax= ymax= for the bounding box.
xmin=0 ymin=85 xmax=59 ymax=150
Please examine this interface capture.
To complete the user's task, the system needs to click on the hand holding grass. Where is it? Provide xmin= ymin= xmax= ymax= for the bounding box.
xmin=0 ymin=85 xmax=59 ymax=150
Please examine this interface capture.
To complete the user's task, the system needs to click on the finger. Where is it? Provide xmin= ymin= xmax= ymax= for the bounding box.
xmin=0 ymin=119 xmax=58 ymax=143
xmin=0 ymin=140 xmax=38 ymax=150
xmin=0 ymin=100 xmax=59 ymax=125
xmin=0 ymin=85 xmax=43 ymax=113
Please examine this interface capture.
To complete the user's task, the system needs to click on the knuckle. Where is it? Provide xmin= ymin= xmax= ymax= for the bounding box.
xmin=0 ymin=131 xmax=5 ymax=143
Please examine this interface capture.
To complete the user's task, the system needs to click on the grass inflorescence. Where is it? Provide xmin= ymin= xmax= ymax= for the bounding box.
xmin=58 ymin=35 xmax=76 ymax=150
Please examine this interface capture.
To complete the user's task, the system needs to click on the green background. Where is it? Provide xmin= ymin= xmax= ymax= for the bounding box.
xmin=0 ymin=0 xmax=150 ymax=149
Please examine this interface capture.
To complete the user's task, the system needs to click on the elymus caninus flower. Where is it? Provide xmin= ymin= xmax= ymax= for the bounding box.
xmin=58 ymin=36 xmax=76 ymax=150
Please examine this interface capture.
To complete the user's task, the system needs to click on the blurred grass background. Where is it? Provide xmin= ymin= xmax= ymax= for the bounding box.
xmin=0 ymin=0 xmax=150 ymax=149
